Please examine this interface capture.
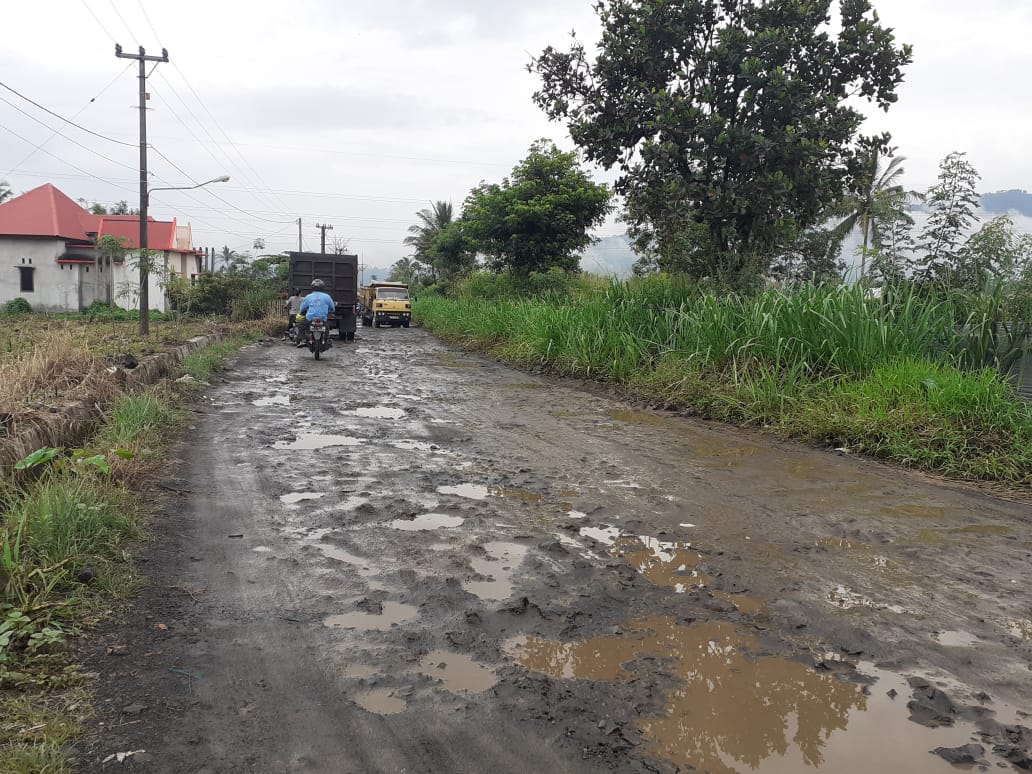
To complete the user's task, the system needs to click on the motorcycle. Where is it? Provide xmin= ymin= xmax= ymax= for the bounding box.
xmin=304 ymin=318 xmax=330 ymax=359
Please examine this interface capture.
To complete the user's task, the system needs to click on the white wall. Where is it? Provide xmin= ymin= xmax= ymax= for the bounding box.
xmin=0 ymin=237 xmax=82 ymax=312
xmin=110 ymin=251 xmax=172 ymax=313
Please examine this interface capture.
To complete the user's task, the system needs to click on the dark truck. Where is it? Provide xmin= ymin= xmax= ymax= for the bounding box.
xmin=287 ymin=251 xmax=358 ymax=341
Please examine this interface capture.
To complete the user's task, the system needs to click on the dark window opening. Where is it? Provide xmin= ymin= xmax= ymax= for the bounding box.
xmin=18 ymin=266 xmax=35 ymax=292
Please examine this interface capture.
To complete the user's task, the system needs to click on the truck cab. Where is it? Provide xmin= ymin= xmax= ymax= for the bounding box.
xmin=360 ymin=282 xmax=411 ymax=328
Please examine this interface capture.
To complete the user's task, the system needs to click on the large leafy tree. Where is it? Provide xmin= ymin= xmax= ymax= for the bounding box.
xmin=463 ymin=140 xmax=611 ymax=276
xmin=532 ymin=0 xmax=912 ymax=279
xmin=404 ymin=201 xmax=454 ymax=282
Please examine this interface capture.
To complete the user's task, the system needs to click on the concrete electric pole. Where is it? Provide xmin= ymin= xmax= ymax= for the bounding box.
xmin=116 ymin=44 xmax=168 ymax=337
xmin=316 ymin=223 xmax=333 ymax=254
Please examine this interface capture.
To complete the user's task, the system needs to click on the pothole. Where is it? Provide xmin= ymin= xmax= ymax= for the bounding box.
xmin=274 ymin=434 xmax=363 ymax=450
xmin=389 ymin=514 xmax=465 ymax=531
xmin=464 ymin=542 xmax=528 ymax=600
xmin=417 ymin=650 xmax=497 ymax=693
xmin=323 ymin=601 xmax=417 ymax=631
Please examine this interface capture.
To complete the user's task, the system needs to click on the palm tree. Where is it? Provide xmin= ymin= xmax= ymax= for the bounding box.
xmin=833 ymin=145 xmax=910 ymax=280
xmin=403 ymin=201 xmax=453 ymax=282
xmin=0 ymin=180 xmax=12 ymax=204
xmin=218 ymin=245 xmax=240 ymax=273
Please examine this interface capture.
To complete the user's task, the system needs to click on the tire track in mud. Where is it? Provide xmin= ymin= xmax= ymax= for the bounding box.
xmin=83 ymin=329 xmax=1032 ymax=774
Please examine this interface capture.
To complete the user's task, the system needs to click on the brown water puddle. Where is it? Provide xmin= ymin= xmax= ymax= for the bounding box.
xmin=614 ymin=536 xmax=713 ymax=590
xmin=389 ymin=513 xmax=464 ymax=531
xmin=507 ymin=616 xmax=996 ymax=773
xmin=880 ymin=504 xmax=948 ymax=519
xmin=464 ymin=542 xmax=528 ymax=600
xmin=340 ymin=663 xmax=379 ymax=679
xmin=274 ymin=433 xmax=363 ymax=450
xmin=712 ymin=590 xmax=765 ymax=615
xmin=352 ymin=688 xmax=406 ymax=715
xmin=354 ymin=406 xmax=406 ymax=419
xmin=323 ymin=601 xmax=417 ymax=631
xmin=933 ymin=630 xmax=980 ymax=647
xmin=418 ymin=650 xmax=497 ymax=693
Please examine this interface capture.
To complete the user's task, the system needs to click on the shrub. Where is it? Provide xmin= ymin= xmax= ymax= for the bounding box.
xmin=1 ymin=298 xmax=32 ymax=315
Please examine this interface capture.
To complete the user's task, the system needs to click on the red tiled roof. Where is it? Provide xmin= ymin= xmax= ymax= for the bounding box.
xmin=0 ymin=183 xmax=100 ymax=242
xmin=97 ymin=215 xmax=181 ymax=251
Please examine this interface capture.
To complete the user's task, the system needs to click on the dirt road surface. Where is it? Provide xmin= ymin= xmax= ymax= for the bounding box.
xmin=81 ymin=328 xmax=1032 ymax=773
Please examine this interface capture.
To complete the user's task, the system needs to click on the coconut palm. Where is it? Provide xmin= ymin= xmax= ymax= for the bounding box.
xmin=833 ymin=145 xmax=912 ymax=279
xmin=403 ymin=201 xmax=453 ymax=282
xmin=0 ymin=180 xmax=12 ymax=204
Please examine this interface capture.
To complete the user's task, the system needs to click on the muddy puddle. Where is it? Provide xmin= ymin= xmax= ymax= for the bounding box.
xmin=274 ymin=433 xmax=364 ymax=450
xmin=253 ymin=394 xmax=291 ymax=407
xmin=828 ymin=584 xmax=908 ymax=615
xmin=352 ymin=688 xmax=406 ymax=715
xmin=389 ymin=513 xmax=464 ymax=531
xmin=354 ymin=406 xmax=406 ymax=420
xmin=323 ymin=601 xmax=417 ymax=631
xmin=464 ymin=542 xmax=529 ymax=600
xmin=418 ymin=650 xmax=497 ymax=693
xmin=279 ymin=491 xmax=324 ymax=505
xmin=933 ymin=630 xmax=980 ymax=647
xmin=506 ymin=616 xmax=1009 ymax=773
xmin=436 ymin=483 xmax=546 ymax=503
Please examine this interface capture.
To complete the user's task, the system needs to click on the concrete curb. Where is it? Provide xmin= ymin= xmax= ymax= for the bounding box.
xmin=0 ymin=334 xmax=219 ymax=476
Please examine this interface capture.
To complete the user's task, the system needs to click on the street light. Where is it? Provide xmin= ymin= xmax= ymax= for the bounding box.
xmin=138 ymin=175 xmax=230 ymax=335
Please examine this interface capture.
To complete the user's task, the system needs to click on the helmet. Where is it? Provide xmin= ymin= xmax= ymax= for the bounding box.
xmin=311 ymin=279 xmax=325 ymax=289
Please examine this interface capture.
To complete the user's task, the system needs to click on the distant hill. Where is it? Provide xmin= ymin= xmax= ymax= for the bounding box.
xmin=980 ymin=190 xmax=1032 ymax=217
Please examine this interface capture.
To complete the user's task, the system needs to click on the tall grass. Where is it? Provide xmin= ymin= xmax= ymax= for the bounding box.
xmin=416 ymin=278 xmax=1031 ymax=485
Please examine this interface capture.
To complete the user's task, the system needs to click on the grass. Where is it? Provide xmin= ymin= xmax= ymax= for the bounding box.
xmin=0 ymin=319 xmax=275 ymax=770
xmin=416 ymin=278 xmax=1032 ymax=486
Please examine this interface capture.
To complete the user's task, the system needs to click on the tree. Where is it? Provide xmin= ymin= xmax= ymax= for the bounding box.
xmin=956 ymin=216 xmax=1032 ymax=291
xmin=0 ymin=180 xmax=11 ymax=204
xmin=427 ymin=220 xmax=476 ymax=281
xmin=833 ymin=141 xmax=912 ymax=279
xmin=387 ymin=257 xmax=419 ymax=285
xmin=218 ymin=245 xmax=242 ymax=273
xmin=111 ymin=199 xmax=139 ymax=216
xmin=531 ymin=0 xmax=912 ymax=279
xmin=463 ymin=139 xmax=611 ymax=276
xmin=913 ymin=152 xmax=981 ymax=286
xmin=404 ymin=201 xmax=454 ymax=282
xmin=769 ymin=226 xmax=846 ymax=284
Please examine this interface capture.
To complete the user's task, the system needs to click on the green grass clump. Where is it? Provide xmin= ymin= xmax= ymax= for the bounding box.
xmin=179 ymin=340 xmax=243 ymax=382
xmin=415 ymin=277 xmax=1031 ymax=485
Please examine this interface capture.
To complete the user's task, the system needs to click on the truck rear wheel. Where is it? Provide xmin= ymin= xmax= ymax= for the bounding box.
xmin=402 ymin=322 xmax=410 ymax=328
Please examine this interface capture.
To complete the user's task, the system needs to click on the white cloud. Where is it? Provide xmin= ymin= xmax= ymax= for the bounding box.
xmin=1 ymin=1 xmax=1029 ymax=266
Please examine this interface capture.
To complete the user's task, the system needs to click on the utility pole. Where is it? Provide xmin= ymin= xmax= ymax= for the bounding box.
xmin=316 ymin=223 xmax=333 ymax=254
xmin=297 ymin=217 xmax=302 ymax=253
xmin=116 ymin=44 xmax=168 ymax=337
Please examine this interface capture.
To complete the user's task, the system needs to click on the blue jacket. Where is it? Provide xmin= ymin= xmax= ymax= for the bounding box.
xmin=300 ymin=291 xmax=335 ymax=321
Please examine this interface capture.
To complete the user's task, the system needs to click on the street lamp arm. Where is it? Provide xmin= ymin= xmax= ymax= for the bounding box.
xmin=148 ymin=175 xmax=230 ymax=194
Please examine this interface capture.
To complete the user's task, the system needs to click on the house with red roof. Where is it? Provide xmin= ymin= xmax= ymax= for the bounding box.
xmin=0 ymin=183 xmax=202 ymax=313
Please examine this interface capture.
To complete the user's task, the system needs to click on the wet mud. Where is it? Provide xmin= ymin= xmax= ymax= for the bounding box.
xmin=81 ymin=330 xmax=1032 ymax=773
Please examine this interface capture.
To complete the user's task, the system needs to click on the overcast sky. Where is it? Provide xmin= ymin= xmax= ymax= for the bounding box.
xmin=2 ymin=0 xmax=1030 ymax=271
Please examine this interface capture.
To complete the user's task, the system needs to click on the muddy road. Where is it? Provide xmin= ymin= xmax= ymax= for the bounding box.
xmin=83 ymin=327 xmax=1032 ymax=773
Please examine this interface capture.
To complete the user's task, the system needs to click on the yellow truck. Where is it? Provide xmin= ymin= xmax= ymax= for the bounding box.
xmin=359 ymin=281 xmax=411 ymax=328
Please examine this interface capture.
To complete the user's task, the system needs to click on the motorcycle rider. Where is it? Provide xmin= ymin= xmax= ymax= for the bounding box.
xmin=284 ymin=287 xmax=303 ymax=336
xmin=296 ymin=279 xmax=336 ymax=347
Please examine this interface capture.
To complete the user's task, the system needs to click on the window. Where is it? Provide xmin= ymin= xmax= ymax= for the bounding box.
xmin=18 ymin=266 xmax=34 ymax=293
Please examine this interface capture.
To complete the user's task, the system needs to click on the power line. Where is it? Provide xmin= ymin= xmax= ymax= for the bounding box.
xmin=148 ymin=144 xmax=295 ymax=225
xmin=0 ymin=81 xmax=135 ymax=147
xmin=2 ymin=65 xmax=134 ymax=177
xmin=0 ymin=94 xmax=137 ymax=172
xmin=79 ymin=0 xmax=117 ymax=43
xmin=168 ymin=61 xmax=296 ymax=216
xmin=136 ymin=0 xmax=162 ymax=46
xmin=108 ymin=0 xmax=140 ymax=45
xmin=0 ymin=121 xmax=137 ymax=193
xmin=150 ymin=72 xmax=285 ymax=215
